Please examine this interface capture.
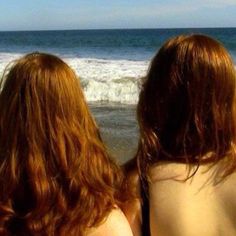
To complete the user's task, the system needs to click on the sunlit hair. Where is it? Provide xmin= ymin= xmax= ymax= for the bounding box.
xmin=137 ymin=34 xmax=236 ymax=180
xmin=0 ymin=52 xmax=123 ymax=235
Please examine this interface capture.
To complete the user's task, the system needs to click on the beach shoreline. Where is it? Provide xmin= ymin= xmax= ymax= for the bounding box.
xmin=1 ymin=28 xmax=236 ymax=165
xmin=89 ymin=103 xmax=138 ymax=164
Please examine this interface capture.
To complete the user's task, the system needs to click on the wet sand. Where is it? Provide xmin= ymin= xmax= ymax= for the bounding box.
xmin=90 ymin=103 xmax=139 ymax=164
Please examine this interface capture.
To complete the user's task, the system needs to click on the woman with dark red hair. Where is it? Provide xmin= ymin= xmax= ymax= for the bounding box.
xmin=123 ymin=35 xmax=236 ymax=236
xmin=0 ymin=52 xmax=133 ymax=236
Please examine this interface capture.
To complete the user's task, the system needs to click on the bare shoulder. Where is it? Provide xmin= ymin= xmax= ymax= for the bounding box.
xmin=87 ymin=208 xmax=133 ymax=236
xmin=149 ymin=162 xmax=236 ymax=236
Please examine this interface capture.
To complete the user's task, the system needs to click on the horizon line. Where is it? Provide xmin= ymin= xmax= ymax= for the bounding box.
xmin=1 ymin=26 xmax=236 ymax=32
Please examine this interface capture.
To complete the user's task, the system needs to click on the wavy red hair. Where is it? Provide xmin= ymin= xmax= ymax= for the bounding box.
xmin=0 ymin=52 xmax=123 ymax=235
xmin=137 ymin=34 xmax=236 ymax=180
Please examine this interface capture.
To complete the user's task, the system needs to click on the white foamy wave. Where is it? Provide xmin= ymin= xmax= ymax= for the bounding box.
xmin=0 ymin=53 xmax=148 ymax=104
xmin=65 ymin=57 xmax=148 ymax=104
xmin=2 ymin=53 xmax=235 ymax=105
xmin=81 ymin=76 xmax=141 ymax=104
xmin=0 ymin=53 xmax=23 ymax=74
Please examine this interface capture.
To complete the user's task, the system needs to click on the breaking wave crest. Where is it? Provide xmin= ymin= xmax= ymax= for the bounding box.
xmin=0 ymin=53 xmax=148 ymax=104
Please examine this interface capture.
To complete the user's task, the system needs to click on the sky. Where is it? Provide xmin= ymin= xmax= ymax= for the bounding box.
xmin=0 ymin=0 xmax=236 ymax=31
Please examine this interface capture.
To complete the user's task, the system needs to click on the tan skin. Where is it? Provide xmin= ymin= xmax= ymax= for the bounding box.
xmin=123 ymin=159 xmax=236 ymax=236
xmin=87 ymin=208 xmax=134 ymax=236
xmin=149 ymin=161 xmax=236 ymax=236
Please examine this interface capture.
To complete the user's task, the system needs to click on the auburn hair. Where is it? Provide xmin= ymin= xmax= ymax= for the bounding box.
xmin=137 ymin=34 xmax=236 ymax=180
xmin=0 ymin=52 xmax=123 ymax=235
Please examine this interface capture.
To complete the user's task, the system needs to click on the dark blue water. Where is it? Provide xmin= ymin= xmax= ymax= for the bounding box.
xmin=0 ymin=28 xmax=236 ymax=62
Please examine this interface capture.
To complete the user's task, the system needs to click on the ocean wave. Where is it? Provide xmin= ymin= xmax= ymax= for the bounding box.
xmin=0 ymin=53 xmax=23 ymax=74
xmin=81 ymin=76 xmax=143 ymax=104
xmin=65 ymin=57 xmax=148 ymax=104
xmin=0 ymin=53 xmax=148 ymax=104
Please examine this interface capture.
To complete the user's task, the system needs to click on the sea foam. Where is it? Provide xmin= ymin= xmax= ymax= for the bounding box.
xmin=66 ymin=57 xmax=148 ymax=104
xmin=0 ymin=53 xmax=148 ymax=104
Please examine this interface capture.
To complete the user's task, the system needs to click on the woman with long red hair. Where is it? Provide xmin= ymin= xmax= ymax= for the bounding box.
xmin=0 ymin=52 xmax=133 ymax=236
xmin=123 ymin=35 xmax=236 ymax=236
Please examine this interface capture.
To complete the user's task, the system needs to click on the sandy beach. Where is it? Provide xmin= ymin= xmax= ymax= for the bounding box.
xmin=90 ymin=103 xmax=138 ymax=164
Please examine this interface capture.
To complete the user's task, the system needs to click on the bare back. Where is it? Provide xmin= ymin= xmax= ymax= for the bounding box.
xmin=149 ymin=162 xmax=236 ymax=236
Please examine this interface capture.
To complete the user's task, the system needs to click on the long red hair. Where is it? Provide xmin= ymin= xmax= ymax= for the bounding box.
xmin=0 ymin=52 xmax=122 ymax=235
xmin=137 ymin=34 xmax=236 ymax=180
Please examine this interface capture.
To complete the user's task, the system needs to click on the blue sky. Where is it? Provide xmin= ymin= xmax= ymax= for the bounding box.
xmin=0 ymin=0 xmax=236 ymax=31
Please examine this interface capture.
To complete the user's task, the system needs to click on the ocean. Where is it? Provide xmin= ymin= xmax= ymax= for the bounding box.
xmin=0 ymin=28 xmax=236 ymax=163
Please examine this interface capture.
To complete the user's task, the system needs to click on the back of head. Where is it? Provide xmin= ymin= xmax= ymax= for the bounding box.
xmin=137 ymin=34 xmax=236 ymax=179
xmin=0 ymin=53 xmax=122 ymax=235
